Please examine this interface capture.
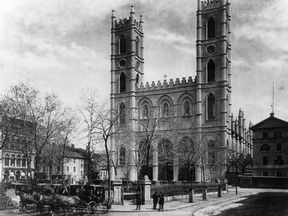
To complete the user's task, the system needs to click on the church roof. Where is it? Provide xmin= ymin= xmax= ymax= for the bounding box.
xmin=251 ymin=113 xmax=288 ymax=130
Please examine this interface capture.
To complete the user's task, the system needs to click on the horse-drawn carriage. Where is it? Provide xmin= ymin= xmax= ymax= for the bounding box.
xmin=14 ymin=183 xmax=113 ymax=215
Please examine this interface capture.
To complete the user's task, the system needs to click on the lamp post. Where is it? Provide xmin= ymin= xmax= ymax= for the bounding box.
xmin=235 ymin=163 xmax=238 ymax=195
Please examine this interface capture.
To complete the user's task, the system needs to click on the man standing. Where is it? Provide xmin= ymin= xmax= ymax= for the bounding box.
xmin=158 ymin=192 xmax=164 ymax=211
xmin=152 ymin=191 xmax=158 ymax=210
xmin=136 ymin=191 xmax=142 ymax=210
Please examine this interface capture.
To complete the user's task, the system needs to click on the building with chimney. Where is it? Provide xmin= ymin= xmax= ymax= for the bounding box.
xmin=251 ymin=113 xmax=288 ymax=178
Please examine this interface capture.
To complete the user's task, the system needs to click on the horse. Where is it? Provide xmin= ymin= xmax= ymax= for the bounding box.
xmin=15 ymin=190 xmax=43 ymax=213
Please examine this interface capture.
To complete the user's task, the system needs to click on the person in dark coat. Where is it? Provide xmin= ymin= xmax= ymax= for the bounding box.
xmin=136 ymin=192 xmax=142 ymax=210
xmin=158 ymin=192 xmax=164 ymax=211
xmin=152 ymin=191 xmax=158 ymax=210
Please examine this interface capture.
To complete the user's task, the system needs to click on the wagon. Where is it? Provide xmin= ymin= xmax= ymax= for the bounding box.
xmin=69 ymin=184 xmax=113 ymax=214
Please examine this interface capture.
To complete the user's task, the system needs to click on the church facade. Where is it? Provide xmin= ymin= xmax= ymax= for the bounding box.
xmin=110 ymin=0 xmax=252 ymax=182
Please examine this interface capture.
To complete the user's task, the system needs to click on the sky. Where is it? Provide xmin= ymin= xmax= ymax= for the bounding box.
xmin=0 ymin=0 xmax=288 ymax=130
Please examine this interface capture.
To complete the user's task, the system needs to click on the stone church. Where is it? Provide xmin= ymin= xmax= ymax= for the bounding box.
xmin=110 ymin=0 xmax=252 ymax=182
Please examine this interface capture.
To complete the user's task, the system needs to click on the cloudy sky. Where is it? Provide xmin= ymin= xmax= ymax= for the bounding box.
xmin=0 ymin=0 xmax=288 ymax=127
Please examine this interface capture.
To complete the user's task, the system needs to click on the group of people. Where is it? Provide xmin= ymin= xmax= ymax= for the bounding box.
xmin=135 ymin=191 xmax=164 ymax=211
xmin=152 ymin=191 xmax=164 ymax=211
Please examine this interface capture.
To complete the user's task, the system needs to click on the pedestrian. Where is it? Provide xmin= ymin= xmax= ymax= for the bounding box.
xmin=136 ymin=191 xmax=142 ymax=210
xmin=158 ymin=192 xmax=164 ymax=211
xmin=152 ymin=191 xmax=158 ymax=210
xmin=121 ymin=187 xmax=124 ymax=205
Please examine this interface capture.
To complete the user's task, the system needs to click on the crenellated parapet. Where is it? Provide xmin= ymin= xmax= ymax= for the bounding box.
xmin=115 ymin=18 xmax=130 ymax=27
xmin=137 ymin=76 xmax=196 ymax=91
xmin=201 ymin=0 xmax=225 ymax=9
xmin=115 ymin=18 xmax=142 ymax=31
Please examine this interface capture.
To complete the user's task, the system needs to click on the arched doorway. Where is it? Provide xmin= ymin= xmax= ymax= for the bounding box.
xmin=158 ymin=138 xmax=174 ymax=181
xmin=178 ymin=137 xmax=196 ymax=182
xmin=138 ymin=139 xmax=153 ymax=180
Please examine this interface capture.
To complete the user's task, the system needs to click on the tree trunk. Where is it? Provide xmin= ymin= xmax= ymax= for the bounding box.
xmin=87 ymin=141 xmax=91 ymax=184
xmin=189 ymin=166 xmax=194 ymax=203
xmin=104 ymin=139 xmax=111 ymax=200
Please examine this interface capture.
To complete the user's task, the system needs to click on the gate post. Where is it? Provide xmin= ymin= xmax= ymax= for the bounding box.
xmin=143 ymin=175 xmax=151 ymax=203
xmin=112 ymin=179 xmax=122 ymax=205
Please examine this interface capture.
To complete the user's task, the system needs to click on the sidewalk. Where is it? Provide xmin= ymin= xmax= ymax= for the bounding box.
xmin=110 ymin=187 xmax=253 ymax=212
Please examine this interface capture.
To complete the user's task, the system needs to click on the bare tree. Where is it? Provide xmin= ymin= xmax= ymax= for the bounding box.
xmin=78 ymin=88 xmax=105 ymax=184
xmin=0 ymin=108 xmax=15 ymax=150
xmin=41 ymin=109 xmax=77 ymax=182
xmin=78 ymin=88 xmax=120 ymax=200
xmin=1 ymin=83 xmax=75 ymax=181
xmin=175 ymin=132 xmax=222 ymax=202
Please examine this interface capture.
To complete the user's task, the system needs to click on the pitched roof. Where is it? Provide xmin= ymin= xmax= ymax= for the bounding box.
xmin=251 ymin=113 xmax=288 ymax=130
xmin=64 ymin=146 xmax=87 ymax=159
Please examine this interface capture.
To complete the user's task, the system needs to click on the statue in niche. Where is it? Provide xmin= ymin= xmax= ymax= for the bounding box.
xmin=163 ymin=103 xmax=169 ymax=117
xmin=184 ymin=101 xmax=190 ymax=115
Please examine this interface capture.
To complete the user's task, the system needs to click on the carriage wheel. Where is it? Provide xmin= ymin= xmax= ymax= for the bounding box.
xmin=6 ymin=199 xmax=14 ymax=209
xmin=87 ymin=201 xmax=98 ymax=214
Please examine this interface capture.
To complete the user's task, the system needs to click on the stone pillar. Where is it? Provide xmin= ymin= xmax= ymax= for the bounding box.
xmin=195 ymin=166 xmax=201 ymax=182
xmin=129 ymin=148 xmax=137 ymax=181
xmin=143 ymin=175 xmax=151 ymax=202
xmin=153 ymin=148 xmax=158 ymax=182
xmin=173 ymin=155 xmax=179 ymax=182
xmin=112 ymin=180 xmax=122 ymax=205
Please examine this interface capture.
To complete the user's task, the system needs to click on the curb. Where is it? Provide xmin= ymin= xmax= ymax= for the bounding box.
xmin=109 ymin=192 xmax=252 ymax=213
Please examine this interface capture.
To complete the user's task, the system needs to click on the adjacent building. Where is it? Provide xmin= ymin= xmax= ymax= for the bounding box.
xmin=38 ymin=145 xmax=87 ymax=184
xmin=0 ymin=117 xmax=35 ymax=182
xmin=251 ymin=113 xmax=288 ymax=177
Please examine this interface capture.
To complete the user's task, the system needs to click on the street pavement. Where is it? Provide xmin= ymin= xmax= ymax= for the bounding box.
xmin=1 ymin=187 xmax=287 ymax=216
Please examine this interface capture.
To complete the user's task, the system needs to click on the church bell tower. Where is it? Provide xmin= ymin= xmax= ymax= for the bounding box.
xmin=196 ymin=0 xmax=232 ymax=165
xmin=110 ymin=6 xmax=144 ymax=181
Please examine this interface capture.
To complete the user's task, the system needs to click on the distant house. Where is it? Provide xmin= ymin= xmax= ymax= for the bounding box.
xmin=39 ymin=145 xmax=88 ymax=184
xmin=251 ymin=113 xmax=288 ymax=177
xmin=0 ymin=117 xmax=36 ymax=182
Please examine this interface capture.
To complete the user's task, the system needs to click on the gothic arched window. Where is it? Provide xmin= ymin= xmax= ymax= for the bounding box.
xmin=22 ymin=155 xmax=26 ymax=167
xmin=207 ymin=94 xmax=216 ymax=120
xmin=207 ymin=17 xmax=216 ymax=38
xmin=16 ymin=155 xmax=21 ymax=167
xmin=184 ymin=101 xmax=190 ymax=115
xmin=120 ymin=73 xmax=126 ymax=93
xmin=207 ymin=60 xmax=215 ymax=82
xmin=4 ymin=154 xmax=9 ymax=166
xmin=119 ymin=34 xmax=126 ymax=54
xmin=143 ymin=104 xmax=149 ymax=118
xmin=120 ymin=147 xmax=126 ymax=165
xmin=120 ymin=103 xmax=126 ymax=126
xmin=208 ymin=140 xmax=216 ymax=165
xmin=11 ymin=154 xmax=15 ymax=167
xmin=135 ymin=36 xmax=140 ymax=56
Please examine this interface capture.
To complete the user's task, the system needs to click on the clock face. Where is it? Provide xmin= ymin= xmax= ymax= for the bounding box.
xmin=207 ymin=45 xmax=216 ymax=54
xmin=119 ymin=59 xmax=126 ymax=67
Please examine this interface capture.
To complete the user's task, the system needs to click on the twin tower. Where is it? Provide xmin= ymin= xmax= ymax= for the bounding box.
xmin=110 ymin=1 xmax=251 ymax=182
